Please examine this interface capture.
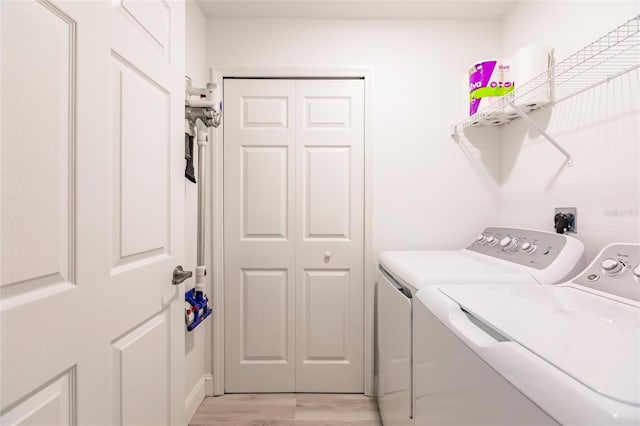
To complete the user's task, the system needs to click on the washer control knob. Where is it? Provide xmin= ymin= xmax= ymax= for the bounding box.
xmin=500 ymin=236 xmax=518 ymax=251
xmin=601 ymin=258 xmax=623 ymax=275
xmin=633 ymin=264 xmax=640 ymax=279
xmin=476 ymin=234 xmax=487 ymax=244
xmin=486 ymin=236 xmax=496 ymax=245
xmin=521 ymin=242 xmax=537 ymax=254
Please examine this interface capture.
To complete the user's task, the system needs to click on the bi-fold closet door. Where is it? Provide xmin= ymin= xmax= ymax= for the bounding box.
xmin=224 ymin=78 xmax=364 ymax=392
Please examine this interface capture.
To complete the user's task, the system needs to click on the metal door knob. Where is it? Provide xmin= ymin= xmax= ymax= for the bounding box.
xmin=172 ymin=266 xmax=193 ymax=285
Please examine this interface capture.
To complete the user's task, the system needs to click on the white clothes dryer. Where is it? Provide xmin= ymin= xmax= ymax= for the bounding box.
xmin=415 ymin=243 xmax=640 ymax=425
xmin=377 ymin=227 xmax=585 ymax=426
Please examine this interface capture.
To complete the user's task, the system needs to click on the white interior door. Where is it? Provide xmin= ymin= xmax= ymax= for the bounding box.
xmin=223 ymin=79 xmax=296 ymax=392
xmin=0 ymin=1 xmax=185 ymax=425
xmin=223 ymin=78 xmax=364 ymax=393
xmin=295 ymin=80 xmax=364 ymax=392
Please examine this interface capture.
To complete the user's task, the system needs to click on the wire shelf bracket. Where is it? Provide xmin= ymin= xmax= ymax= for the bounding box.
xmin=452 ymin=14 xmax=640 ymax=168
xmin=507 ymin=101 xmax=573 ymax=167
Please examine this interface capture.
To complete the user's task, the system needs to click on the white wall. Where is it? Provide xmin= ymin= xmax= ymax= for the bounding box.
xmin=184 ymin=0 xmax=208 ymax=419
xmin=206 ymin=18 xmax=503 ymax=254
xmin=202 ymin=3 xmax=638 ymax=396
xmin=499 ymin=1 xmax=640 ymax=260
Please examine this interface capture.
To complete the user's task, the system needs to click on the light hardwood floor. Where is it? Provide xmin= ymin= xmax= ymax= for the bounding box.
xmin=189 ymin=394 xmax=382 ymax=426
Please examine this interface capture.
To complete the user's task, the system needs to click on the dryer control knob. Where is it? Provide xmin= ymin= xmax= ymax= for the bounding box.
xmin=633 ymin=264 xmax=640 ymax=279
xmin=521 ymin=242 xmax=537 ymax=254
xmin=500 ymin=236 xmax=518 ymax=251
xmin=476 ymin=235 xmax=487 ymax=244
xmin=601 ymin=258 xmax=623 ymax=275
xmin=486 ymin=236 xmax=496 ymax=245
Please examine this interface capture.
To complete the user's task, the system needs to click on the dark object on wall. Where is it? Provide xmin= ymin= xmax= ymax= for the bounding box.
xmin=554 ymin=212 xmax=575 ymax=234
xmin=185 ymin=133 xmax=196 ymax=183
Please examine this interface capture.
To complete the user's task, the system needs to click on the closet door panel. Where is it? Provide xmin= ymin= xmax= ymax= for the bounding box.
xmin=224 ymin=79 xmax=296 ymax=392
xmin=295 ymin=80 xmax=365 ymax=392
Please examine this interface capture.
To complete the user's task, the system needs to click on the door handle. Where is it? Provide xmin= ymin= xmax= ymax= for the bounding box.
xmin=172 ymin=266 xmax=192 ymax=285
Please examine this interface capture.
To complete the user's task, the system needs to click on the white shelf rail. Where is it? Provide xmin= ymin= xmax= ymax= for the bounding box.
xmin=452 ymin=15 xmax=640 ymax=166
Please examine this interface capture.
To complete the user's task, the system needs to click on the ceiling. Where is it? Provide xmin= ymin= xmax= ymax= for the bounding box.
xmin=196 ymin=0 xmax=518 ymax=20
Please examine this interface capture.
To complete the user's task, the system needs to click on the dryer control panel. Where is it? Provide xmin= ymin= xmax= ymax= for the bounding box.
xmin=572 ymin=243 xmax=640 ymax=302
xmin=466 ymin=227 xmax=570 ymax=270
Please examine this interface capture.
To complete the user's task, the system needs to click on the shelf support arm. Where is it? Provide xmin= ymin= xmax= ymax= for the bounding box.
xmin=507 ymin=101 xmax=573 ymax=167
xmin=450 ymin=125 xmax=462 ymax=143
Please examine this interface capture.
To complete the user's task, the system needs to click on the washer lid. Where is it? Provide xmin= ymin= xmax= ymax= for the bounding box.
xmin=440 ymin=285 xmax=640 ymax=406
xmin=379 ymin=250 xmax=537 ymax=290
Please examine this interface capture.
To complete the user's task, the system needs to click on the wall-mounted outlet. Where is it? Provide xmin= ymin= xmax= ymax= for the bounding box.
xmin=554 ymin=207 xmax=577 ymax=234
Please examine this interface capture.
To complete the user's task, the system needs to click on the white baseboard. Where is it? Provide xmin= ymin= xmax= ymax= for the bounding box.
xmin=184 ymin=375 xmax=206 ymax=423
xmin=204 ymin=373 xmax=215 ymax=396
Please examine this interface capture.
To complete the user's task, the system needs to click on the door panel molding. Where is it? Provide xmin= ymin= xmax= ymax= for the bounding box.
xmin=112 ymin=309 xmax=170 ymax=426
xmin=301 ymin=269 xmax=350 ymax=363
xmin=241 ymin=96 xmax=289 ymax=128
xmin=240 ymin=146 xmax=289 ymax=240
xmin=303 ymin=146 xmax=351 ymax=240
xmin=0 ymin=367 xmax=76 ymax=426
xmin=0 ymin=0 xmax=77 ymax=302
xmin=112 ymin=0 xmax=171 ymax=63
xmin=240 ymin=269 xmax=289 ymax=362
xmin=304 ymin=96 xmax=351 ymax=128
xmin=110 ymin=52 xmax=171 ymax=271
xmin=114 ymin=0 xmax=170 ymax=56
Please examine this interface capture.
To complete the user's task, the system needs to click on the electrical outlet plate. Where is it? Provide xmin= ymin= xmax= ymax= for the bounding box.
xmin=555 ymin=207 xmax=577 ymax=233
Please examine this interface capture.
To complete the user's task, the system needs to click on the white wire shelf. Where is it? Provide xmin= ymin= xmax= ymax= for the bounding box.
xmin=453 ymin=15 xmax=640 ymax=135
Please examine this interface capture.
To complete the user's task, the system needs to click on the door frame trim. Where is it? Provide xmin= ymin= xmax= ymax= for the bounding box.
xmin=209 ymin=67 xmax=375 ymax=396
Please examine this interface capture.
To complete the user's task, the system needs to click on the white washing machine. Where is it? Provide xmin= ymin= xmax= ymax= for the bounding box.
xmin=377 ymin=227 xmax=585 ymax=426
xmin=415 ymin=243 xmax=640 ymax=425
